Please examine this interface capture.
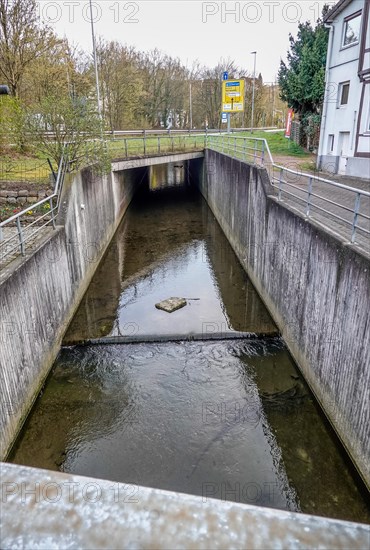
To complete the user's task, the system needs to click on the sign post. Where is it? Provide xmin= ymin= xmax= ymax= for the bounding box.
xmin=222 ymin=79 xmax=245 ymax=113
xmin=222 ymin=79 xmax=245 ymax=134
xmin=222 ymin=72 xmax=229 ymax=133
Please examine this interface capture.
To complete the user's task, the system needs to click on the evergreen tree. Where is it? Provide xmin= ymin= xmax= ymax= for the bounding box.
xmin=278 ymin=6 xmax=330 ymax=117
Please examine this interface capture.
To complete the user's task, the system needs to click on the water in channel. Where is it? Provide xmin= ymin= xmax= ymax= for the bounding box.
xmin=9 ymin=164 xmax=370 ymax=523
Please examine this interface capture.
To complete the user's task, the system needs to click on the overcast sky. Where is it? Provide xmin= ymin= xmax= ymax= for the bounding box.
xmin=37 ymin=1 xmax=334 ymax=82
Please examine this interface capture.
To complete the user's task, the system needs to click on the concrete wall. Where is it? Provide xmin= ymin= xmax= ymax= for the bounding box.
xmin=0 ymin=166 xmax=145 ymax=459
xmin=198 ymin=150 xmax=370 ymax=488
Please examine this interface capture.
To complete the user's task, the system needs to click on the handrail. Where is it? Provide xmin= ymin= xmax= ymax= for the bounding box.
xmin=272 ymin=163 xmax=370 ymax=197
xmin=0 ymin=151 xmax=69 ymax=267
xmin=206 ymin=135 xmax=369 ymax=246
xmin=0 ymin=194 xmax=57 ymax=227
xmin=36 ymin=127 xmax=279 ymax=139
xmin=110 ymin=132 xmax=368 ymax=245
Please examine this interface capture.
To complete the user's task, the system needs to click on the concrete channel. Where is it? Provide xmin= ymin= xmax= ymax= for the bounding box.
xmin=0 ymin=151 xmax=369 ymax=547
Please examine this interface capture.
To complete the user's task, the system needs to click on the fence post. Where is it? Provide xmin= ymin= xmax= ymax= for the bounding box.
xmin=143 ymin=136 xmax=146 ymax=155
xmin=158 ymin=137 xmax=160 ymax=154
xmin=16 ymin=216 xmax=25 ymax=256
xmin=351 ymin=193 xmax=361 ymax=243
xmin=124 ymin=139 xmax=128 ymax=159
xmin=50 ymin=197 xmax=56 ymax=229
xmin=261 ymin=141 xmax=265 ymax=165
xmin=278 ymin=168 xmax=283 ymax=201
xmin=306 ymin=177 xmax=313 ymax=218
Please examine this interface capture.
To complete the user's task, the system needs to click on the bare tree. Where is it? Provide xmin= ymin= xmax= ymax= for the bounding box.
xmin=0 ymin=0 xmax=57 ymax=96
xmin=98 ymin=40 xmax=145 ymax=131
xmin=20 ymin=41 xmax=93 ymax=106
xmin=25 ymin=94 xmax=103 ymax=167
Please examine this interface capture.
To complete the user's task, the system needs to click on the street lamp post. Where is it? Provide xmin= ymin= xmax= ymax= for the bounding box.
xmin=0 ymin=85 xmax=9 ymax=241
xmin=189 ymin=81 xmax=193 ymax=130
xmin=89 ymin=0 xmax=102 ymax=119
xmin=251 ymin=51 xmax=257 ymax=134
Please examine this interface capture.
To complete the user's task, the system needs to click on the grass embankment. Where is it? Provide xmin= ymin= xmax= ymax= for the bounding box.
xmin=238 ymin=130 xmax=309 ymax=157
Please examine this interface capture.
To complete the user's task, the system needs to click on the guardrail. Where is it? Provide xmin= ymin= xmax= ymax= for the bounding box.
xmin=36 ymin=127 xmax=279 ymax=140
xmin=110 ymin=132 xmax=369 ymax=245
xmin=206 ymin=135 xmax=370 ymax=246
xmin=110 ymin=126 xmax=279 ymax=137
xmin=207 ymin=134 xmax=271 ymax=166
xmin=0 ymin=154 xmax=69 ymax=266
xmin=108 ymin=133 xmax=207 ymax=159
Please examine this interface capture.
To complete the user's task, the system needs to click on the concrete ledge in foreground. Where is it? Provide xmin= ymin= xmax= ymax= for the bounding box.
xmin=1 ymin=463 xmax=369 ymax=549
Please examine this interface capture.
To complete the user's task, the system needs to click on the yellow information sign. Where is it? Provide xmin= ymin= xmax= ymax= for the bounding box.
xmin=222 ymin=79 xmax=245 ymax=112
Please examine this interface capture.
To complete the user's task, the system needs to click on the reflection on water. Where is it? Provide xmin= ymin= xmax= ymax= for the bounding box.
xmin=10 ymin=340 xmax=370 ymax=522
xmin=9 ymin=179 xmax=370 ymax=523
xmin=64 ymin=180 xmax=275 ymax=344
xmin=149 ymin=162 xmax=185 ymax=191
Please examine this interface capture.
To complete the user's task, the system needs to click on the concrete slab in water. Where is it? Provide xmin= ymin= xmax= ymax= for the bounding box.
xmin=155 ymin=297 xmax=187 ymax=313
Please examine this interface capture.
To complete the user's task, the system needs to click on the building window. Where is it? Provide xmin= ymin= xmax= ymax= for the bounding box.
xmin=342 ymin=12 xmax=362 ymax=47
xmin=338 ymin=82 xmax=350 ymax=106
xmin=328 ymin=134 xmax=334 ymax=153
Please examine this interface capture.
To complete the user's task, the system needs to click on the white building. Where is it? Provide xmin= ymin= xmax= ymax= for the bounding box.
xmin=317 ymin=0 xmax=370 ymax=178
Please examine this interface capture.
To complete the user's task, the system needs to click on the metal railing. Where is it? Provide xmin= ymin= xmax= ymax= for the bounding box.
xmin=207 ymin=134 xmax=271 ymax=166
xmin=107 ymin=133 xmax=370 ymax=246
xmin=269 ymin=164 xmax=370 ymax=244
xmin=1 ymin=133 xmax=368 ymax=268
xmin=206 ymin=135 xmax=370 ymax=246
xmin=108 ymin=133 xmax=207 ymax=159
xmin=38 ymin=126 xmax=279 ymax=140
xmin=0 ymin=153 xmax=69 ymax=266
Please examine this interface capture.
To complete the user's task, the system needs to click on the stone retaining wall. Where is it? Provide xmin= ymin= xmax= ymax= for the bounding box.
xmin=0 ymin=188 xmax=52 ymax=206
